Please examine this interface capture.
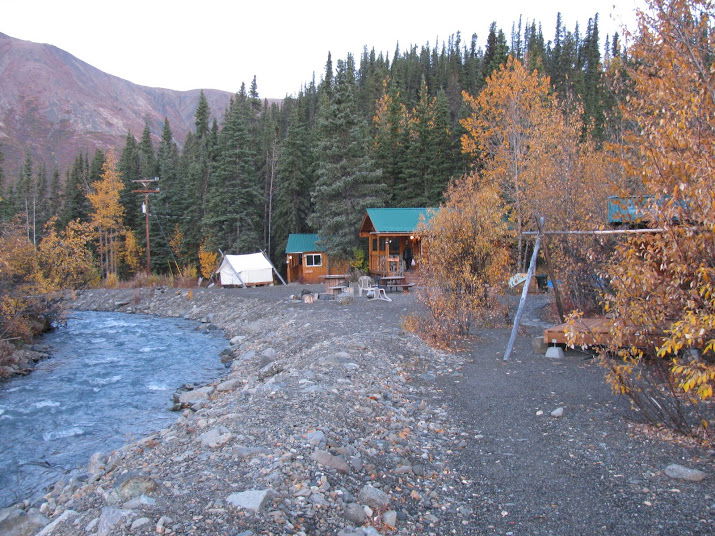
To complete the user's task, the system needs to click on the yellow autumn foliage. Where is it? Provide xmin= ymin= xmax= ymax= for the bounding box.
xmin=198 ymin=242 xmax=219 ymax=280
xmin=602 ymin=0 xmax=715 ymax=414
xmin=409 ymin=177 xmax=510 ymax=347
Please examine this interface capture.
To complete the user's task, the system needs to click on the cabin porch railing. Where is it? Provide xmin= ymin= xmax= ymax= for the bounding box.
xmin=368 ymin=254 xmax=405 ymax=276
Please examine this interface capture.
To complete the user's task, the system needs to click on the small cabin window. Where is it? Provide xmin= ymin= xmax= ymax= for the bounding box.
xmin=389 ymin=239 xmax=400 ymax=255
xmin=305 ymin=254 xmax=322 ymax=267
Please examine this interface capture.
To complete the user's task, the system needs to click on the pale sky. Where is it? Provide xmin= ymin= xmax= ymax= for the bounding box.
xmin=3 ymin=0 xmax=642 ymax=98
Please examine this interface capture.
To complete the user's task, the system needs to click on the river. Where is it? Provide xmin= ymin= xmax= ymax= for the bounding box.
xmin=0 ymin=310 xmax=227 ymax=508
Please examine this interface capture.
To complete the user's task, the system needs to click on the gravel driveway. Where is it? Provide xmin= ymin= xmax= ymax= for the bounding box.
xmin=437 ymin=299 xmax=714 ymax=535
xmin=4 ymin=285 xmax=711 ymax=536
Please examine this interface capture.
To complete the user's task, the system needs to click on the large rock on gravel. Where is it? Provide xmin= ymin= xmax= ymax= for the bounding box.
xmin=34 ymin=510 xmax=77 ymax=536
xmin=116 ymin=474 xmax=158 ymax=500
xmin=383 ymin=510 xmax=397 ymax=527
xmin=312 ymin=450 xmax=350 ymax=473
xmin=358 ymin=484 xmax=390 ymax=508
xmin=174 ymin=386 xmax=213 ymax=409
xmin=664 ymin=464 xmax=707 ymax=482
xmin=97 ymin=507 xmax=131 ymax=536
xmin=87 ymin=451 xmax=107 ymax=477
xmin=0 ymin=507 xmax=49 ymax=536
xmin=226 ymin=489 xmax=274 ymax=512
xmin=306 ymin=430 xmax=326 ymax=446
xmin=229 ymin=335 xmax=245 ymax=346
xmin=343 ymin=503 xmax=367 ymax=524
xmin=199 ymin=426 xmax=233 ymax=448
xmin=130 ymin=517 xmax=150 ymax=530
xmin=216 ymin=378 xmax=240 ymax=392
xmin=338 ymin=527 xmax=382 ymax=536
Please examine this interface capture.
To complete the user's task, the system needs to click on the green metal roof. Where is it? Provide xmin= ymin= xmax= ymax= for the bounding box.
xmin=365 ymin=208 xmax=436 ymax=233
xmin=285 ymin=233 xmax=321 ymax=253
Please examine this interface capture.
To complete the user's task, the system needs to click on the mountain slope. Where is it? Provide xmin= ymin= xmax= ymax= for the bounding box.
xmin=0 ymin=32 xmax=234 ymax=177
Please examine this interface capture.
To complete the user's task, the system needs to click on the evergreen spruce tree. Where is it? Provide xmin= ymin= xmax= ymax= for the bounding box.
xmin=195 ymin=90 xmax=210 ymax=136
xmin=89 ymin=150 xmax=106 ymax=184
xmin=0 ymin=148 xmax=12 ymax=220
xmin=525 ymin=22 xmax=546 ymax=72
xmin=323 ymin=52 xmax=334 ymax=95
xmin=139 ymin=122 xmax=157 ymax=179
xmin=61 ymin=153 xmax=91 ymax=226
xmin=426 ymin=90 xmax=462 ymax=203
xmin=401 ymin=83 xmax=460 ymax=206
xmin=202 ymin=87 xmax=262 ymax=252
xmin=372 ymin=81 xmax=408 ymax=205
xmin=14 ymin=155 xmax=34 ymax=240
xmin=48 ymin=169 xmax=62 ymax=222
xmin=34 ymin=163 xmax=51 ymax=237
xmin=180 ymin=93 xmax=215 ymax=262
xmin=580 ymin=15 xmax=606 ymax=140
xmin=309 ymin=57 xmax=386 ymax=257
xmin=482 ymin=23 xmax=509 ymax=81
xmin=118 ymin=132 xmax=142 ymax=234
xmin=463 ymin=33 xmax=483 ymax=97
xmin=258 ymin=100 xmax=281 ymax=256
xmin=273 ymin=100 xmax=315 ymax=260
xmin=401 ymin=78 xmax=433 ymax=206
xmin=152 ymin=118 xmax=181 ymax=270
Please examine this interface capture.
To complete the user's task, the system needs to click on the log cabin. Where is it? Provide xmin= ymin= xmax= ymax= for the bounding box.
xmin=284 ymin=233 xmax=348 ymax=284
xmin=359 ymin=208 xmax=436 ymax=277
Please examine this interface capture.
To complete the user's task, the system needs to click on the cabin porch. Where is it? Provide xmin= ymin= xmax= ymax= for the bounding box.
xmin=366 ymin=234 xmax=422 ymax=277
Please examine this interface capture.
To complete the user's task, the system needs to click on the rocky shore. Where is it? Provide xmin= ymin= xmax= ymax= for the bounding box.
xmin=0 ymin=343 xmax=51 ymax=379
xmin=1 ymin=286 xmax=471 ymax=536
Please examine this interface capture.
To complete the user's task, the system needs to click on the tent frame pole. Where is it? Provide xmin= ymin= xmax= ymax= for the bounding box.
xmin=262 ymin=250 xmax=287 ymax=285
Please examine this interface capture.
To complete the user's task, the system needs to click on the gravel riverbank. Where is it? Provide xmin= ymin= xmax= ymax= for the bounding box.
xmin=1 ymin=286 xmax=713 ymax=536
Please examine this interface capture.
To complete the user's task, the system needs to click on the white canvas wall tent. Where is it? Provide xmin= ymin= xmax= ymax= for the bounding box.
xmin=216 ymin=253 xmax=274 ymax=287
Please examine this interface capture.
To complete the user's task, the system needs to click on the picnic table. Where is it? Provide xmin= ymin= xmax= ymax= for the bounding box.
xmin=379 ymin=275 xmax=415 ymax=293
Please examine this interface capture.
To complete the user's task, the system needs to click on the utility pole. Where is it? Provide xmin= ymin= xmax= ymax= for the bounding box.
xmin=131 ymin=177 xmax=159 ymax=273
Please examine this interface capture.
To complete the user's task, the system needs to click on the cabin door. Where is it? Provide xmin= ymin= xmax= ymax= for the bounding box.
xmin=287 ymin=254 xmax=301 ymax=283
xmin=387 ymin=237 xmax=401 ymax=274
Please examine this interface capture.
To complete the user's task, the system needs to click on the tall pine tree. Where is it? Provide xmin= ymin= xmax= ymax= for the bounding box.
xmin=202 ymin=86 xmax=262 ymax=252
xmin=309 ymin=57 xmax=386 ymax=257
xmin=273 ymin=98 xmax=315 ymax=260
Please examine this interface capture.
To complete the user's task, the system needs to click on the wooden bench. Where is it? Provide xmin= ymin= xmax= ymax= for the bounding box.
xmin=328 ymin=285 xmax=348 ymax=295
xmin=386 ymin=283 xmax=416 ymax=293
xmin=543 ymin=318 xmax=612 ymax=347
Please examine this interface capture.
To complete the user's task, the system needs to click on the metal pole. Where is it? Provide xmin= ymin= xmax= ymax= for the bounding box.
xmin=504 ymin=235 xmax=541 ymax=361
xmin=536 ymin=217 xmax=565 ymax=323
xmin=521 ymin=228 xmax=665 ymax=236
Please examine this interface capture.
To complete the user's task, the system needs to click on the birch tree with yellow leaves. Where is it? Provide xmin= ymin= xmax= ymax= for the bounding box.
xmin=596 ymin=0 xmax=715 ymax=433
xmin=87 ymin=151 xmax=124 ymax=279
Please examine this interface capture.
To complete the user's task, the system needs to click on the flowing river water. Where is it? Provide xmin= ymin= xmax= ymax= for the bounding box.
xmin=0 ymin=310 xmax=227 ymax=508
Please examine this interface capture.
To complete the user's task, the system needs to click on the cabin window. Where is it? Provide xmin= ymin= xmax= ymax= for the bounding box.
xmin=378 ymin=237 xmax=386 ymax=251
xmin=372 ymin=238 xmax=377 ymax=251
xmin=389 ymin=239 xmax=400 ymax=255
xmin=305 ymin=254 xmax=322 ymax=267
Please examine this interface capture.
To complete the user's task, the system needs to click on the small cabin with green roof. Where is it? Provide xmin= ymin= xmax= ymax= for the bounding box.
xmin=359 ymin=208 xmax=436 ymax=276
xmin=284 ymin=233 xmax=348 ymax=284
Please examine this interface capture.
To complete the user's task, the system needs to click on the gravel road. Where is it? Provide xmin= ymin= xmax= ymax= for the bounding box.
xmin=2 ymin=285 xmax=712 ymax=536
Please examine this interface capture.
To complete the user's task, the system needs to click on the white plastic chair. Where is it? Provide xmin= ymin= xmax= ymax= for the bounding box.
xmin=357 ymin=276 xmax=376 ymax=296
